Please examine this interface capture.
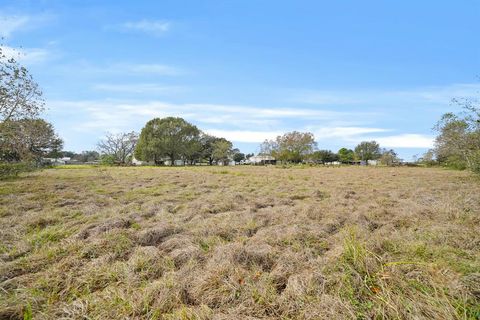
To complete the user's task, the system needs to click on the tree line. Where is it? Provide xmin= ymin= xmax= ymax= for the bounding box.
xmin=1 ymin=44 xmax=479 ymax=175
xmin=96 ymin=117 xmax=250 ymax=165
xmin=258 ymin=131 xmax=400 ymax=165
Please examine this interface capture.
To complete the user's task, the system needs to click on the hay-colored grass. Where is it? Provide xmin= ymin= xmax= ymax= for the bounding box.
xmin=0 ymin=166 xmax=479 ymax=319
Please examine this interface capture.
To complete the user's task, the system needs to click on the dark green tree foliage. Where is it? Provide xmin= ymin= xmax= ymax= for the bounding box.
xmin=135 ymin=117 xmax=200 ymax=165
xmin=354 ymin=141 xmax=381 ymax=162
xmin=338 ymin=148 xmax=355 ymax=162
xmin=0 ymin=118 xmax=63 ymax=162
xmin=233 ymin=151 xmax=245 ymax=162
xmin=311 ymin=149 xmax=339 ymax=163
xmin=200 ymin=134 xmax=222 ymax=165
xmin=434 ymin=98 xmax=480 ymax=172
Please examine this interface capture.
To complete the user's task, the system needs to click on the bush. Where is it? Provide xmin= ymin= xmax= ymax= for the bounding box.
xmin=0 ymin=163 xmax=35 ymax=180
xmin=100 ymin=154 xmax=116 ymax=166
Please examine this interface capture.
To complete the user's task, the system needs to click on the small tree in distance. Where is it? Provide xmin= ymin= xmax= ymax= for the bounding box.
xmin=338 ymin=148 xmax=355 ymax=163
xmin=97 ymin=131 xmax=138 ymax=165
xmin=212 ymin=139 xmax=233 ymax=165
xmin=354 ymin=141 xmax=381 ymax=163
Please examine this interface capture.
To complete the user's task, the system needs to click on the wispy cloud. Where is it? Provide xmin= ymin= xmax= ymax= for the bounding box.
xmin=0 ymin=12 xmax=54 ymax=38
xmin=118 ymin=19 xmax=171 ymax=36
xmin=48 ymin=99 xmax=361 ymax=132
xmin=204 ymin=129 xmax=283 ymax=143
xmin=47 ymin=98 xmax=436 ymax=153
xmin=363 ymin=134 xmax=434 ymax=149
xmin=0 ymin=14 xmax=30 ymax=37
xmin=0 ymin=45 xmax=49 ymax=64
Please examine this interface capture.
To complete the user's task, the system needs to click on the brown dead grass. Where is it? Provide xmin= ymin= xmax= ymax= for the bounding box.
xmin=0 ymin=165 xmax=479 ymax=319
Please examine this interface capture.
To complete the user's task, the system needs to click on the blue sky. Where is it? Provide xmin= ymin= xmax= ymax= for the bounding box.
xmin=1 ymin=0 xmax=479 ymax=160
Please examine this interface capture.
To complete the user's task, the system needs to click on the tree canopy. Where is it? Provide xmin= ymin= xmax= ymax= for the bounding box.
xmin=338 ymin=148 xmax=355 ymax=162
xmin=354 ymin=141 xmax=381 ymax=162
xmin=212 ymin=139 xmax=233 ymax=164
xmin=434 ymin=97 xmax=480 ymax=172
xmin=261 ymin=131 xmax=316 ymax=163
xmin=311 ymin=149 xmax=339 ymax=163
xmin=135 ymin=117 xmax=201 ymax=165
xmin=0 ymin=118 xmax=63 ymax=162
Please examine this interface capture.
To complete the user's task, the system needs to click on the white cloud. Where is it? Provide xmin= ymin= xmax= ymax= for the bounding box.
xmin=204 ymin=129 xmax=282 ymax=143
xmin=48 ymin=99 xmax=363 ymax=133
xmin=313 ymin=127 xmax=389 ymax=139
xmin=371 ymin=134 xmax=434 ymax=148
xmin=0 ymin=45 xmax=49 ymax=64
xmin=0 ymin=12 xmax=54 ymax=38
xmin=121 ymin=19 xmax=171 ymax=36
xmin=0 ymin=14 xmax=30 ymax=37
xmin=47 ymin=98 xmax=438 ymax=156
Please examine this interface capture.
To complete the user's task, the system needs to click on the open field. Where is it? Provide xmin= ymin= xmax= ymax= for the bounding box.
xmin=1 ymin=166 xmax=479 ymax=319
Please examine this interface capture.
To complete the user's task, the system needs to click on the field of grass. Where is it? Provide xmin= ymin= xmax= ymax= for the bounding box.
xmin=1 ymin=166 xmax=479 ymax=319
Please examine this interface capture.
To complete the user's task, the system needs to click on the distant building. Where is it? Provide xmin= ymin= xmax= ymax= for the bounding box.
xmin=217 ymin=160 xmax=236 ymax=166
xmin=248 ymin=155 xmax=276 ymax=165
xmin=42 ymin=157 xmax=74 ymax=165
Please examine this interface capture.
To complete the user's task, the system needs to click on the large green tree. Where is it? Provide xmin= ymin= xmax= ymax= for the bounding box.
xmin=338 ymin=148 xmax=355 ymax=162
xmin=199 ymin=134 xmax=221 ymax=165
xmin=212 ymin=139 xmax=233 ymax=164
xmin=354 ymin=141 xmax=381 ymax=163
xmin=135 ymin=117 xmax=200 ymax=165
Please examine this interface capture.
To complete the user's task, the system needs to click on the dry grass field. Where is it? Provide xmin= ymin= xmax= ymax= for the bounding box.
xmin=0 ymin=166 xmax=479 ymax=319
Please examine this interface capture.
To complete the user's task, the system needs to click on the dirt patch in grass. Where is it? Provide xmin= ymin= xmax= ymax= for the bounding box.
xmin=0 ymin=166 xmax=479 ymax=319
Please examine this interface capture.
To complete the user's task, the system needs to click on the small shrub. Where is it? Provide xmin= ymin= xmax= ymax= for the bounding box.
xmin=100 ymin=154 xmax=116 ymax=166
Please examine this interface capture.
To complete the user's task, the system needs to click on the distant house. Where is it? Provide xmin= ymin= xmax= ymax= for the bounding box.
xmin=42 ymin=157 xmax=73 ymax=165
xmin=248 ymin=155 xmax=276 ymax=165
xmin=217 ymin=160 xmax=236 ymax=166
xmin=324 ymin=161 xmax=341 ymax=166
xmin=132 ymin=157 xmax=145 ymax=165
xmin=367 ymin=160 xmax=379 ymax=166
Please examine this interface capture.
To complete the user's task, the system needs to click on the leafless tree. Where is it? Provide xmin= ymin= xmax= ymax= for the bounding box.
xmin=0 ymin=46 xmax=45 ymax=122
xmin=97 ymin=131 xmax=138 ymax=164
